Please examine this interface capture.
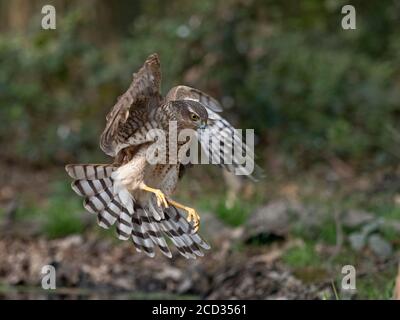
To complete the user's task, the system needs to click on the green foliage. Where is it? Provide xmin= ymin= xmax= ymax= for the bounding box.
xmin=292 ymin=213 xmax=338 ymax=245
xmin=356 ymin=268 xmax=396 ymax=299
xmin=214 ymin=200 xmax=252 ymax=227
xmin=6 ymin=177 xmax=85 ymax=238
xmin=0 ymin=10 xmax=121 ymax=164
xmin=123 ymin=0 xmax=400 ymax=168
xmin=282 ymin=242 xmax=321 ymax=268
xmin=42 ymin=181 xmax=85 ymax=238
xmin=246 ymin=37 xmax=400 ymax=165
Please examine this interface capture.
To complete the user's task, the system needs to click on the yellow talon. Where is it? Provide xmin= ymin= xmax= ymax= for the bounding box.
xmin=155 ymin=189 xmax=169 ymax=208
xmin=187 ymin=208 xmax=200 ymax=232
xmin=139 ymin=186 xmax=200 ymax=231
xmin=168 ymin=200 xmax=200 ymax=232
xmin=140 ymin=183 xmax=169 ymax=208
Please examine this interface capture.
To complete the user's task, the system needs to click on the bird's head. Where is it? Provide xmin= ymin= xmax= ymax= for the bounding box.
xmin=171 ymin=100 xmax=208 ymax=130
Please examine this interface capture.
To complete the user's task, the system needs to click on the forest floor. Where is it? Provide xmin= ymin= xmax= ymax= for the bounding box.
xmin=0 ymin=160 xmax=399 ymax=299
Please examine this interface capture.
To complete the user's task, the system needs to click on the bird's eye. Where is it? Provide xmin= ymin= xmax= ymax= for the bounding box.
xmin=190 ymin=113 xmax=200 ymax=121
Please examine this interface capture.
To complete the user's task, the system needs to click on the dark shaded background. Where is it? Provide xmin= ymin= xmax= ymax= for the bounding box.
xmin=0 ymin=0 xmax=399 ymax=299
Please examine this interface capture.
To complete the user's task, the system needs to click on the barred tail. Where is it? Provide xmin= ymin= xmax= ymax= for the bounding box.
xmin=65 ymin=164 xmax=210 ymax=259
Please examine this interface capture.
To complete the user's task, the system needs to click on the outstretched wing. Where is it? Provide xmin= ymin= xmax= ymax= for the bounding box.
xmin=199 ymin=108 xmax=262 ymax=181
xmin=166 ymin=85 xmax=262 ymax=181
xmin=100 ymin=53 xmax=162 ymax=157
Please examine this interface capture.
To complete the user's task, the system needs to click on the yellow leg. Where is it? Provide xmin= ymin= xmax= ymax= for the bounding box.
xmin=168 ymin=199 xmax=200 ymax=232
xmin=139 ymin=183 xmax=169 ymax=208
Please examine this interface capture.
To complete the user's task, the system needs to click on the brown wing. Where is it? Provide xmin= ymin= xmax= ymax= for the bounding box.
xmin=100 ymin=53 xmax=162 ymax=156
xmin=165 ymin=85 xmax=222 ymax=113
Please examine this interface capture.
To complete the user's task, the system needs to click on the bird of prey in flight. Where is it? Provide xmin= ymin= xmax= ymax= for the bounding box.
xmin=66 ymin=53 xmax=260 ymax=259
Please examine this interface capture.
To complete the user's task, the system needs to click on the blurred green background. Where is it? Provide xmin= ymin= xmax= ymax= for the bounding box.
xmin=0 ymin=0 xmax=399 ymax=299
